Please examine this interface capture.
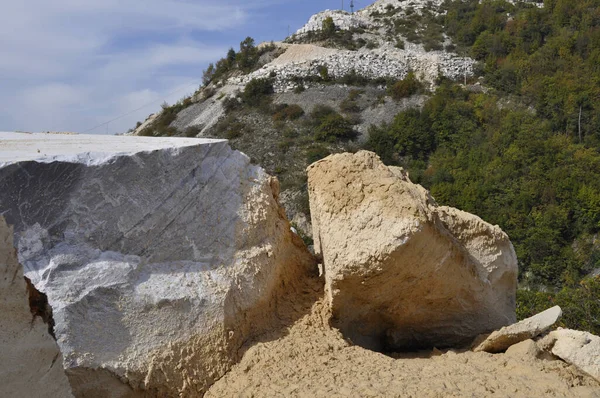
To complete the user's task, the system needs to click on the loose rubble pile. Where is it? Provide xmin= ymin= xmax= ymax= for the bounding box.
xmin=548 ymin=329 xmax=600 ymax=382
xmin=229 ymin=0 xmax=476 ymax=93
xmin=230 ymin=47 xmax=474 ymax=92
xmin=360 ymin=0 xmax=446 ymax=16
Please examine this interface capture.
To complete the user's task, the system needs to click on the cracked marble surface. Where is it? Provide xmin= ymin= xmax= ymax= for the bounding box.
xmin=0 ymin=132 xmax=313 ymax=395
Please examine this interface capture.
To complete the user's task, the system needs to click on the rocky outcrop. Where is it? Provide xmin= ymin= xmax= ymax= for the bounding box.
xmin=307 ymin=151 xmax=518 ymax=351
xmin=0 ymin=216 xmax=73 ymax=398
xmin=0 ymin=132 xmax=315 ymax=396
xmin=361 ymin=0 xmax=445 ymax=15
xmin=473 ymin=306 xmax=562 ymax=353
xmin=229 ymin=0 xmax=476 ymax=93
xmin=547 ymin=329 xmax=600 ymax=383
xmin=295 ymin=10 xmax=372 ymax=35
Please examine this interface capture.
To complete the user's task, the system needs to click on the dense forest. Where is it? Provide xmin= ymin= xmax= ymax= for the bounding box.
xmin=366 ymin=0 xmax=600 ymax=332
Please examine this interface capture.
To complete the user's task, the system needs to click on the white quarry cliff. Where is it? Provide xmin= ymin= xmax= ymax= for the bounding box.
xmin=0 ymin=132 xmax=315 ymax=396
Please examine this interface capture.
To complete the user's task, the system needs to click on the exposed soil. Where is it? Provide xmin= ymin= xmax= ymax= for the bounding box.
xmin=206 ymin=275 xmax=600 ymax=398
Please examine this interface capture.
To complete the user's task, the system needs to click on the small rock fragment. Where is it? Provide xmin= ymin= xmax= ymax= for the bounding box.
xmin=505 ymin=339 xmax=542 ymax=360
xmin=473 ymin=306 xmax=562 ymax=353
xmin=550 ymin=329 xmax=600 ymax=383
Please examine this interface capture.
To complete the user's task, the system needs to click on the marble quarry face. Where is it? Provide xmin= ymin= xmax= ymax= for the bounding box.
xmin=0 ymin=132 xmax=314 ymax=396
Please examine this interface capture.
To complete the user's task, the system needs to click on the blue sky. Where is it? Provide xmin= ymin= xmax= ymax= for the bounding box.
xmin=0 ymin=0 xmax=355 ymax=135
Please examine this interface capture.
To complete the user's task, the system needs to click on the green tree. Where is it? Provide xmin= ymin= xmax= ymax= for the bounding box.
xmin=226 ymin=48 xmax=236 ymax=67
xmin=242 ymin=78 xmax=274 ymax=107
xmin=315 ymin=113 xmax=356 ymax=142
xmin=237 ymin=37 xmax=259 ymax=71
xmin=322 ymin=16 xmax=336 ymax=37
xmin=388 ymin=72 xmax=424 ymax=100
xmin=202 ymin=63 xmax=215 ymax=86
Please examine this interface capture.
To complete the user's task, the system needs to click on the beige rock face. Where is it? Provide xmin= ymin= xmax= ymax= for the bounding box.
xmin=550 ymin=329 xmax=600 ymax=382
xmin=505 ymin=339 xmax=542 ymax=360
xmin=0 ymin=216 xmax=73 ymax=398
xmin=307 ymin=151 xmax=518 ymax=350
xmin=474 ymin=306 xmax=562 ymax=353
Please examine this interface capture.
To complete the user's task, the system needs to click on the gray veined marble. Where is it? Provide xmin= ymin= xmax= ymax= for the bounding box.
xmin=0 ymin=132 xmax=315 ymax=396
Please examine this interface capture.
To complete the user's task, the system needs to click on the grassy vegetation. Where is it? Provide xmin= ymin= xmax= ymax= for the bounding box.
xmin=387 ymin=72 xmax=425 ymax=100
xmin=389 ymin=7 xmax=446 ymax=51
xmin=138 ymin=98 xmax=193 ymax=137
xmin=340 ymin=89 xmax=364 ymax=113
xmin=287 ymin=20 xmax=372 ymax=51
xmin=202 ymin=37 xmax=278 ymax=86
xmin=307 ymin=105 xmax=357 ymax=143
xmin=242 ymin=78 xmax=274 ymax=107
xmin=272 ymin=104 xmax=305 ymax=121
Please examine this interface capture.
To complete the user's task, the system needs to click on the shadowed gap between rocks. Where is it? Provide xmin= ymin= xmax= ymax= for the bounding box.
xmin=24 ymin=275 xmax=56 ymax=340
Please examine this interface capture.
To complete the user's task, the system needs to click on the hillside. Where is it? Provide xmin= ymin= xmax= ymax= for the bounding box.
xmin=131 ymin=0 xmax=600 ymax=334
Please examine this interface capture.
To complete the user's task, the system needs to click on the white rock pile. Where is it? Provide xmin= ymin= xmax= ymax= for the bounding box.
xmin=230 ymin=47 xmax=474 ymax=92
xmin=295 ymin=10 xmax=372 ymax=35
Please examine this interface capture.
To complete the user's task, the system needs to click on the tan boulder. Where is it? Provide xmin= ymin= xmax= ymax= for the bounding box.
xmin=0 ymin=216 xmax=73 ymax=397
xmin=307 ymin=151 xmax=518 ymax=351
xmin=505 ymin=339 xmax=542 ymax=360
xmin=473 ymin=306 xmax=562 ymax=353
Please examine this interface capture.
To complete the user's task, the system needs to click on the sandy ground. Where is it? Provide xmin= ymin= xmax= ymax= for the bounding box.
xmin=207 ymin=276 xmax=600 ymax=398
xmin=270 ymin=44 xmax=339 ymax=66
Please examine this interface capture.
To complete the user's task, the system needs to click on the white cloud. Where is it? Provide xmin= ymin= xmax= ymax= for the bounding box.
xmin=95 ymin=42 xmax=226 ymax=82
xmin=0 ymin=0 xmax=286 ymax=134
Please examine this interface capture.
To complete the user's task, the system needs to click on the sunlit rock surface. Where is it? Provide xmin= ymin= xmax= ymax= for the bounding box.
xmin=307 ymin=151 xmax=518 ymax=351
xmin=0 ymin=215 xmax=73 ymax=398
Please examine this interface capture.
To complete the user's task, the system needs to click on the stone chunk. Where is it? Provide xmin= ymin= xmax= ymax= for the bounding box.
xmin=473 ymin=306 xmax=562 ymax=353
xmin=505 ymin=339 xmax=542 ymax=360
xmin=307 ymin=151 xmax=518 ymax=351
xmin=550 ymin=329 xmax=600 ymax=383
xmin=0 ymin=216 xmax=73 ymax=398
xmin=0 ymin=132 xmax=315 ymax=396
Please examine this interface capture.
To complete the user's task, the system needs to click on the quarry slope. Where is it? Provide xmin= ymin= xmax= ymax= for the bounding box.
xmin=128 ymin=0 xmax=485 ymax=238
